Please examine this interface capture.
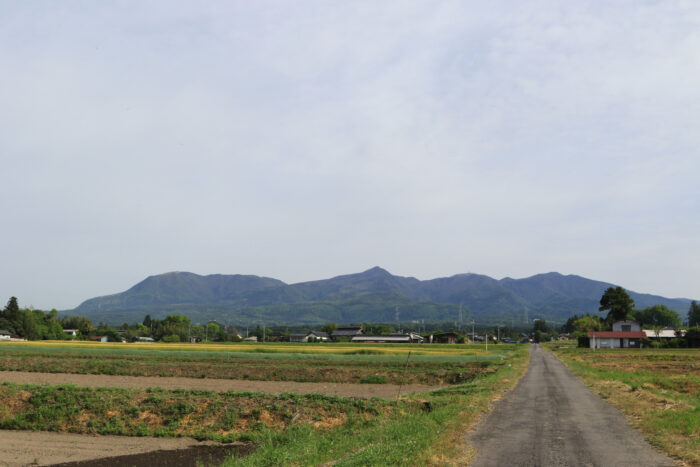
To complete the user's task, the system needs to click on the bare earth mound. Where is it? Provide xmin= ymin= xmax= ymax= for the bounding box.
xmin=0 ymin=371 xmax=441 ymax=398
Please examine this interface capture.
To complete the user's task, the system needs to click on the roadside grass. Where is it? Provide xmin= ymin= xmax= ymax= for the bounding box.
xmin=546 ymin=342 xmax=699 ymax=466
xmin=223 ymin=345 xmax=531 ymax=466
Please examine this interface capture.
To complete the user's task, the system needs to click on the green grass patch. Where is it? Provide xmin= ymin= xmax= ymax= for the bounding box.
xmin=222 ymin=346 xmax=531 ymax=466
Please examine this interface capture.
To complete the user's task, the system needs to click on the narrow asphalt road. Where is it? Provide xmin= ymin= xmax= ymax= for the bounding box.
xmin=468 ymin=344 xmax=674 ymax=467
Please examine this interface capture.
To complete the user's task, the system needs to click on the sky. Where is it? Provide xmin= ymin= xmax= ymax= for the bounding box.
xmin=1 ymin=1 xmax=699 ymax=310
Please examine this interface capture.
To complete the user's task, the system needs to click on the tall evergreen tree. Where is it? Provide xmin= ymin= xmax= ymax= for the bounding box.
xmin=688 ymin=301 xmax=700 ymax=327
xmin=599 ymin=287 xmax=634 ymax=322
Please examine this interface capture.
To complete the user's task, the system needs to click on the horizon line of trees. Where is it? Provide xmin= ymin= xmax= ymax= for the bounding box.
xmin=4 ymin=292 xmax=699 ymax=343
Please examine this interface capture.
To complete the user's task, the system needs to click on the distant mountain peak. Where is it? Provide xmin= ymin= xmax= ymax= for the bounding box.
xmin=361 ymin=266 xmax=391 ymax=276
xmin=70 ymin=268 xmax=694 ymax=327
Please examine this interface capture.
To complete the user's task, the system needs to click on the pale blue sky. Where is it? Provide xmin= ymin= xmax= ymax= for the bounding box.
xmin=1 ymin=1 xmax=699 ymax=309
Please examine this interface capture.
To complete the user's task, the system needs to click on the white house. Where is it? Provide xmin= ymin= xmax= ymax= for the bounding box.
xmin=589 ymin=320 xmax=644 ymax=349
xmin=0 ymin=330 xmax=11 ymax=341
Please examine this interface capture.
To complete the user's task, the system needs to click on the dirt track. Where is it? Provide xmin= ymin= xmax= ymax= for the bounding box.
xmin=468 ymin=344 xmax=674 ymax=467
xmin=0 ymin=430 xmax=231 ymax=466
xmin=0 ymin=371 xmax=439 ymax=398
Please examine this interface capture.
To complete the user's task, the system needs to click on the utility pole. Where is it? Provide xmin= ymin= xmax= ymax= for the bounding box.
xmin=485 ymin=332 xmax=488 ymax=351
xmin=471 ymin=320 xmax=475 ymax=345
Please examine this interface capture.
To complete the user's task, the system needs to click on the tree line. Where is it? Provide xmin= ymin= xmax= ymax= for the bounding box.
xmin=0 ymin=297 xmax=243 ymax=343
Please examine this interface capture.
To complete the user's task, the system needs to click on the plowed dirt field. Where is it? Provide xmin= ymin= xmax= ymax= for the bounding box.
xmin=0 ymin=371 xmax=441 ymax=398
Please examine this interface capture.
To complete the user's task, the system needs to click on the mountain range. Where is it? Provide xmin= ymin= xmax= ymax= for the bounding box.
xmin=69 ymin=267 xmax=694 ymax=327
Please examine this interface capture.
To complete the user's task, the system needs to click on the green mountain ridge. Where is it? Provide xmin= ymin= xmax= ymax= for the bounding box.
xmin=69 ymin=267 xmax=694 ymax=326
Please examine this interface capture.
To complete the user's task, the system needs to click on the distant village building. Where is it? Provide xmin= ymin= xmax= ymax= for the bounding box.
xmin=289 ymin=333 xmax=308 ymax=343
xmin=351 ymin=332 xmax=423 ymax=344
xmin=63 ymin=329 xmax=78 ymax=337
xmin=0 ymin=330 xmax=11 ymax=341
xmin=428 ymin=332 xmax=458 ymax=344
xmin=588 ymin=320 xmax=644 ymax=349
xmin=263 ymin=332 xmax=285 ymax=342
xmin=331 ymin=326 xmax=364 ymax=341
xmin=290 ymin=331 xmax=330 ymax=343
xmin=306 ymin=331 xmax=329 ymax=342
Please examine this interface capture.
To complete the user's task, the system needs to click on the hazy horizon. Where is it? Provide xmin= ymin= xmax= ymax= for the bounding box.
xmin=2 ymin=1 xmax=699 ymax=310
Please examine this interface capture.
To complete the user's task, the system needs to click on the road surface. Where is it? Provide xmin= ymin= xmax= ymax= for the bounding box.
xmin=468 ymin=344 xmax=674 ymax=467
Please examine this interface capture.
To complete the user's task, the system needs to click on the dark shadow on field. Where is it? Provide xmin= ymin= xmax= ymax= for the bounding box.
xmin=48 ymin=442 xmax=254 ymax=467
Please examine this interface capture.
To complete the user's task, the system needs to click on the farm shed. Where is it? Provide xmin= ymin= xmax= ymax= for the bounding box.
xmin=588 ymin=331 xmax=644 ymax=348
xmin=0 ymin=330 xmax=11 ymax=340
xmin=642 ymin=329 xmax=684 ymax=339
xmin=589 ymin=321 xmax=644 ymax=349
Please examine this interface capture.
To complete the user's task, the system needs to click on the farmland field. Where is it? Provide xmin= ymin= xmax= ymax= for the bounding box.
xmin=0 ymin=341 xmax=530 ymax=465
xmin=0 ymin=341 xmax=505 ymax=385
xmin=546 ymin=342 xmax=700 ymax=466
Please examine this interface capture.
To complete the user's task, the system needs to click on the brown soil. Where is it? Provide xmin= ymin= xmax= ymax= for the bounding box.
xmin=0 ymin=371 xmax=441 ymax=398
xmin=50 ymin=443 xmax=254 ymax=467
xmin=0 ymin=354 xmax=472 ymax=385
xmin=0 ymin=430 xmax=245 ymax=466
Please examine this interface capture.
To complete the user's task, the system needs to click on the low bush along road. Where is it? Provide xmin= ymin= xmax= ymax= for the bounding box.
xmin=469 ymin=344 xmax=676 ymax=467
